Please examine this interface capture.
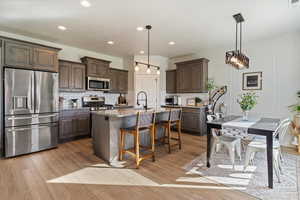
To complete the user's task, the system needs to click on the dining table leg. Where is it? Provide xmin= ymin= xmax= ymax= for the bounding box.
xmin=207 ymin=125 xmax=212 ymax=168
xmin=266 ymin=133 xmax=273 ymax=189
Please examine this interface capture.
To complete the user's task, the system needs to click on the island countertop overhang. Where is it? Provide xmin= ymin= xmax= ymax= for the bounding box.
xmin=91 ymin=107 xmax=171 ymax=118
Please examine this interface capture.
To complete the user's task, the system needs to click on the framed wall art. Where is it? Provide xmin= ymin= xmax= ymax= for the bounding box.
xmin=242 ymin=72 xmax=262 ymax=90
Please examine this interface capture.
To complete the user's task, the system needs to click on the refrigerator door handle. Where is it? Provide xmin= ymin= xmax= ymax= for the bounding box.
xmin=28 ymin=72 xmax=35 ymax=113
xmin=32 ymin=72 xmax=37 ymax=113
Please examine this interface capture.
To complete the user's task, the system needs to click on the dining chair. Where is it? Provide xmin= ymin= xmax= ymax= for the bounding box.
xmin=207 ymin=115 xmax=242 ymax=169
xmin=243 ymin=118 xmax=291 ymax=182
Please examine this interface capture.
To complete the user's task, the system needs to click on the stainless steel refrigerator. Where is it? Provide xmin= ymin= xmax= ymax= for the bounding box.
xmin=4 ymin=68 xmax=59 ymax=157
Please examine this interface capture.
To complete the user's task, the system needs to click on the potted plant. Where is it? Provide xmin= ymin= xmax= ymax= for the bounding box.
xmin=289 ymin=91 xmax=300 ymax=130
xmin=195 ymin=97 xmax=202 ymax=107
xmin=237 ymin=92 xmax=258 ymax=121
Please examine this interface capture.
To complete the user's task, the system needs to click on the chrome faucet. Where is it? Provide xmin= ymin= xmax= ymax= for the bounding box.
xmin=136 ymin=91 xmax=148 ymax=110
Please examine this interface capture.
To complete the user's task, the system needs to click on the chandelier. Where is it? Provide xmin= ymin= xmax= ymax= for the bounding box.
xmin=225 ymin=13 xmax=249 ymax=69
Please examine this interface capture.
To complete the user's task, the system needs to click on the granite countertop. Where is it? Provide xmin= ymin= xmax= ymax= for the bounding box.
xmin=92 ymin=107 xmax=170 ymax=118
xmin=161 ymin=105 xmax=206 ymax=109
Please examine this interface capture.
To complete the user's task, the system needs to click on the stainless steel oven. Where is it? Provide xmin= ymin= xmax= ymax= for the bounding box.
xmin=87 ymin=77 xmax=110 ymax=91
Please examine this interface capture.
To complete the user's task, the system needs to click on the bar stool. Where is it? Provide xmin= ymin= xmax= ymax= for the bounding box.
xmin=158 ymin=108 xmax=182 ymax=153
xmin=119 ymin=111 xmax=156 ymax=168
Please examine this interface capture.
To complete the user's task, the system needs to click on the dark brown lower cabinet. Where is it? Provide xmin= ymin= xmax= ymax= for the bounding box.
xmin=59 ymin=109 xmax=90 ymax=143
xmin=181 ymin=108 xmax=207 ymax=135
xmin=161 ymin=106 xmax=207 ymax=135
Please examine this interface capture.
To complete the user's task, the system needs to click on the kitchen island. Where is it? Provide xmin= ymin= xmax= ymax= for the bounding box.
xmin=91 ymin=108 xmax=171 ymax=163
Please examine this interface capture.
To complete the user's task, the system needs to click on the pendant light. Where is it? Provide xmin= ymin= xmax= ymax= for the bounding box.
xmin=146 ymin=25 xmax=152 ymax=74
xmin=134 ymin=25 xmax=161 ymax=75
xmin=225 ymin=13 xmax=249 ymax=69
xmin=134 ymin=62 xmax=139 ymax=71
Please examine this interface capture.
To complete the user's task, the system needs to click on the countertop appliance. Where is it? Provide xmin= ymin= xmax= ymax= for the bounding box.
xmin=87 ymin=77 xmax=110 ymax=91
xmin=4 ymin=68 xmax=59 ymax=158
xmin=165 ymin=95 xmax=181 ymax=105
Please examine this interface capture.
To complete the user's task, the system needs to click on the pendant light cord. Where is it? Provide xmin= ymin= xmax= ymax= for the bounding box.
xmin=240 ymin=22 xmax=242 ymax=54
xmin=147 ymin=27 xmax=150 ymax=68
xmin=235 ymin=22 xmax=238 ymax=52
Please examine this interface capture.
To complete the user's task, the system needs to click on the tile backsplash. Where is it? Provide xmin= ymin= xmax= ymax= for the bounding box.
xmin=60 ymin=91 xmax=122 ymax=108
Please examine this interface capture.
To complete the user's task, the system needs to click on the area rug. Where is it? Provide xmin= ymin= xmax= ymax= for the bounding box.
xmin=183 ymin=151 xmax=300 ymax=200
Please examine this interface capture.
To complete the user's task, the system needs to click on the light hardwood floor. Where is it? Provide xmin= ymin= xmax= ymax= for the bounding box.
xmin=0 ymin=133 xmax=257 ymax=200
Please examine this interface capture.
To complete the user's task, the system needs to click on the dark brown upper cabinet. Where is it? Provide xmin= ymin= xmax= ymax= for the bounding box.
xmin=4 ymin=40 xmax=32 ymax=69
xmin=32 ymin=47 xmax=58 ymax=72
xmin=175 ymin=58 xmax=209 ymax=93
xmin=2 ymin=38 xmax=60 ymax=72
xmin=109 ymin=68 xmax=128 ymax=94
xmin=59 ymin=60 xmax=86 ymax=92
xmin=80 ymin=56 xmax=111 ymax=78
xmin=166 ymin=70 xmax=177 ymax=93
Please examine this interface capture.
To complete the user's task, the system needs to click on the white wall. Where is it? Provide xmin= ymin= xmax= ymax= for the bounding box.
xmin=169 ymin=32 xmax=300 ymax=146
xmin=126 ymin=55 xmax=169 ymax=106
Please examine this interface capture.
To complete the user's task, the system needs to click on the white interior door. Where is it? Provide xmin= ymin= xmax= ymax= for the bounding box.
xmin=135 ymin=75 xmax=159 ymax=109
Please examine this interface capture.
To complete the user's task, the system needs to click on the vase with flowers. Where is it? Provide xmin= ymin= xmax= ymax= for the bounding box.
xmin=237 ymin=92 xmax=258 ymax=121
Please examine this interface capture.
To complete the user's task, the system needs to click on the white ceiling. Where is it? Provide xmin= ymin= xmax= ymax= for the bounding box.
xmin=0 ymin=0 xmax=299 ymax=57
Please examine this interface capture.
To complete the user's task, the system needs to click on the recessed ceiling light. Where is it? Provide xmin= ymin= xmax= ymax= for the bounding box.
xmin=136 ymin=27 xmax=144 ymax=31
xmin=107 ymin=41 xmax=114 ymax=45
xmin=80 ymin=0 xmax=91 ymax=7
xmin=139 ymin=50 xmax=145 ymax=54
xmin=58 ymin=25 xmax=67 ymax=31
xmin=168 ymin=41 xmax=175 ymax=45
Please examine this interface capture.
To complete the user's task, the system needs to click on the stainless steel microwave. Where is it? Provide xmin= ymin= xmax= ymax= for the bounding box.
xmin=87 ymin=77 xmax=110 ymax=91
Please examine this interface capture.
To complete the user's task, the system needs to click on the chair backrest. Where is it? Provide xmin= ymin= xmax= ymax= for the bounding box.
xmin=273 ymin=118 xmax=291 ymax=143
xmin=168 ymin=108 xmax=182 ymax=122
xmin=207 ymin=114 xmax=216 ymax=122
xmin=136 ymin=111 xmax=156 ymax=128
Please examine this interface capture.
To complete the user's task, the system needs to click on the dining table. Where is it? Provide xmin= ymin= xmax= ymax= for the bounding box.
xmin=206 ymin=115 xmax=281 ymax=189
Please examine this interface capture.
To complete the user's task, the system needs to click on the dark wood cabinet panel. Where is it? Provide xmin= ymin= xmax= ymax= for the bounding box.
xmin=59 ymin=60 xmax=86 ymax=92
xmin=81 ymin=56 xmax=111 ymax=78
xmin=175 ymin=58 xmax=209 ymax=93
xmin=59 ymin=118 xmax=75 ymax=139
xmin=33 ymin=48 xmax=58 ymax=72
xmin=109 ymin=69 xmax=119 ymax=93
xmin=59 ymin=109 xmax=90 ymax=143
xmin=76 ymin=115 xmax=90 ymax=136
xmin=59 ymin=61 xmax=72 ymax=91
xmin=72 ymin=63 xmax=86 ymax=91
xmin=109 ymin=69 xmax=128 ymax=94
xmin=4 ymin=40 xmax=32 ymax=68
xmin=118 ymin=71 xmax=128 ymax=93
xmin=166 ymin=70 xmax=177 ymax=93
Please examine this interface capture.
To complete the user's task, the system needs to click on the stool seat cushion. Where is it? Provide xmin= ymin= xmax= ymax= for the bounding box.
xmin=156 ymin=120 xmax=177 ymax=125
xmin=121 ymin=126 xmax=149 ymax=132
